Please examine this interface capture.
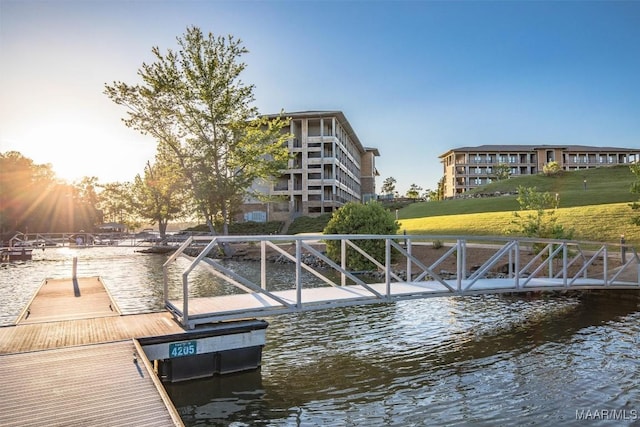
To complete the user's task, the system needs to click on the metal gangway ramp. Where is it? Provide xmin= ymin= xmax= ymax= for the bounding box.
xmin=163 ymin=235 xmax=640 ymax=329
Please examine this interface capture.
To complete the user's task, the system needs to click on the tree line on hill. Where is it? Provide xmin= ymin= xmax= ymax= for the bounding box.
xmin=379 ymin=176 xmax=447 ymax=201
xmin=0 ymin=151 xmax=100 ymax=238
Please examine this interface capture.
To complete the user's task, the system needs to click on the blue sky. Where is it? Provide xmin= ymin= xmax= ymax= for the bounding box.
xmin=1 ymin=1 xmax=639 ymax=195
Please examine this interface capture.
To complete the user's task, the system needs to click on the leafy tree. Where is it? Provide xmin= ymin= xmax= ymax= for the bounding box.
xmin=0 ymin=151 xmax=100 ymax=234
xmin=323 ymin=201 xmax=400 ymax=270
xmin=1 ymin=152 xmax=52 ymax=233
xmin=542 ymin=161 xmax=562 ymax=176
xmin=434 ymin=176 xmax=446 ymax=201
xmin=629 ymin=163 xmax=640 ymax=226
xmin=105 ymin=26 xmax=291 ymax=238
xmin=98 ymin=182 xmax=138 ymax=230
xmin=406 ymin=183 xmax=422 ymax=200
xmin=73 ymin=177 xmax=102 ymax=229
xmin=381 ymin=177 xmax=396 ymax=196
xmin=509 ymin=185 xmax=573 ymax=252
xmin=131 ymin=151 xmax=189 ymax=243
xmin=493 ymin=163 xmax=511 ymax=181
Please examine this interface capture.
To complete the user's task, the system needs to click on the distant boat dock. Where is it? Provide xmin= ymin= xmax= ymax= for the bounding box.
xmin=0 ymin=246 xmax=33 ymax=261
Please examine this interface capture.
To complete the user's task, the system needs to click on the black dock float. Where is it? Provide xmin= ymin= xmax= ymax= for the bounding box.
xmin=138 ymin=319 xmax=269 ymax=382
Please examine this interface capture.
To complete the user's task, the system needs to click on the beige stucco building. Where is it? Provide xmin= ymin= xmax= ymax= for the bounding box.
xmin=241 ymin=111 xmax=379 ymax=223
xmin=439 ymin=144 xmax=640 ymax=198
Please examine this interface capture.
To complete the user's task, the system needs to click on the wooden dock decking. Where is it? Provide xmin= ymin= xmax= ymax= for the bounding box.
xmin=0 ymin=276 xmax=185 ymax=426
xmin=0 ymin=311 xmax=185 ymax=354
xmin=0 ymin=340 xmax=183 ymax=427
xmin=18 ymin=276 xmax=120 ymax=324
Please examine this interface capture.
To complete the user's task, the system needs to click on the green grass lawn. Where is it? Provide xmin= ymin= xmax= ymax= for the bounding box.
xmin=399 ymin=202 xmax=640 ymax=245
xmin=400 ymin=165 xmax=637 ymax=219
xmin=397 ymin=166 xmax=640 ymax=244
xmin=286 ymin=165 xmax=640 ymax=245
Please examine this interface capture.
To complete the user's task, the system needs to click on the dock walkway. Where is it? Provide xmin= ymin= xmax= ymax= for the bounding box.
xmin=0 ymin=340 xmax=182 ymax=427
xmin=0 ymin=277 xmax=185 ymax=426
xmin=164 ymin=234 xmax=640 ymax=328
xmin=18 ymin=276 xmax=120 ymax=324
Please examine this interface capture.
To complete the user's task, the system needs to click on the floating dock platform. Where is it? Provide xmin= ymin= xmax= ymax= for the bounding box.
xmin=0 ymin=276 xmax=268 ymax=426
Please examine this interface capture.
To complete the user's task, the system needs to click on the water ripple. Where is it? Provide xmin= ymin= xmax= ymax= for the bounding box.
xmin=3 ymin=247 xmax=639 ymax=426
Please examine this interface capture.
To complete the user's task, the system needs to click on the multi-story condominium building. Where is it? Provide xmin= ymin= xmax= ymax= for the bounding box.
xmin=241 ymin=111 xmax=379 ymax=223
xmin=439 ymin=144 xmax=640 ymax=198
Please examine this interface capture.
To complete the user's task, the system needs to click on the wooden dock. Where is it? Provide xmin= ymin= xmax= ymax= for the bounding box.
xmin=18 ymin=276 xmax=120 ymax=324
xmin=0 ymin=340 xmax=183 ymax=427
xmin=0 ymin=276 xmax=185 ymax=426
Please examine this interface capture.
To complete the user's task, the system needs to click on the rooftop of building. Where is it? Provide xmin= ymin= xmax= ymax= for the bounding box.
xmin=264 ymin=110 xmax=370 ymax=155
xmin=439 ymin=144 xmax=640 ymax=158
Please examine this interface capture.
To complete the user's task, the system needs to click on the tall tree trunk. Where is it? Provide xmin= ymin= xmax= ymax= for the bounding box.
xmin=205 ymin=216 xmax=234 ymax=256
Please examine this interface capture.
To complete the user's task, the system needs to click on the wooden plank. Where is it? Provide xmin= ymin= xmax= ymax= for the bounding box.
xmin=0 ymin=340 xmax=182 ymax=427
xmin=18 ymin=277 xmax=120 ymax=325
xmin=0 ymin=312 xmax=184 ymax=355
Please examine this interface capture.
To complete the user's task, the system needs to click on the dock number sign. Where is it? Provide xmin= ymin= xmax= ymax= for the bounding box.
xmin=169 ymin=341 xmax=197 ymax=358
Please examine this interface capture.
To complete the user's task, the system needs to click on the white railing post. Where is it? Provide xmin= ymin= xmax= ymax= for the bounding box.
xmin=548 ymin=244 xmax=553 ymax=278
xmin=514 ymin=240 xmax=520 ymax=289
xmin=456 ymin=239 xmax=464 ymax=291
xmin=603 ymin=245 xmax=609 ymax=286
xmin=341 ymin=239 xmax=347 ymax=286
xmin=261 ymin=240 xmax=267 ymax=290
xmin=386 ymin=238 xmax=391 ymax=296
xmin=296 ymin=239 xmax=302 ymax=308
xmin=182 ymin=273 xmax=189 ymax=328
xmin=406 ymin=237 xmax=412 ymax=283
xmin=562 ymin=242 xmax=568 ymax=287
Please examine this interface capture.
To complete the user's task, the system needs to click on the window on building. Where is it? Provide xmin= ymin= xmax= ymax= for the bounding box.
xmin=244 ymin=211 xmax=267 ymax=223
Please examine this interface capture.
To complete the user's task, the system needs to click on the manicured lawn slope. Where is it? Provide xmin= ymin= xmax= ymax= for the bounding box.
xmin=399 ymin=202 xmax=639 ymax=245
xmin=397 ymin=166 xmax=639 ymax=244
xmin=400 ymin=165 xmax=636 ymax=219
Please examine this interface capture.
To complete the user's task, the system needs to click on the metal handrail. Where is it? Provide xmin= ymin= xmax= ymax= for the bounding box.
xmin=161 ymin=234 xmax=640 ymax=329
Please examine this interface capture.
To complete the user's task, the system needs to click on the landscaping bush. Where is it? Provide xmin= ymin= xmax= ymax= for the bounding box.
xmin=287 ymin=214 xmax=332 ymax=234
xmin=323 ymin=201 xmax=400 ymax=270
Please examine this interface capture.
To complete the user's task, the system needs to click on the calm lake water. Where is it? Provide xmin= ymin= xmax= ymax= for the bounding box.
xmin=2 ymin=246 xmax=639 ymax=426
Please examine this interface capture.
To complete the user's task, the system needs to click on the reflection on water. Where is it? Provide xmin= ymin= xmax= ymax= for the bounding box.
xmin=0 ymin=246 xmax=311 ymax=324
xmin=1 ymin=246 xmax=169 ymax=324
xmin=2 ymin=247 xmax=639 ymax=425
xmin=166 ymin=295 xmax=640 ymax=426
